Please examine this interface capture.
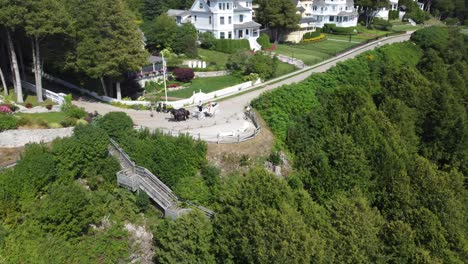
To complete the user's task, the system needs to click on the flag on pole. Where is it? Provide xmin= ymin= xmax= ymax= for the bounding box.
xmin=162 ymin=53 xmax=168 ymax=104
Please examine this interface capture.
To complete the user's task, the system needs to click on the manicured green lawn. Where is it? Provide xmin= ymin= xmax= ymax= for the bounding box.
xmin=276 ymin=39 xmax=359 ymax=65
xmin=274 ymin=62 xmax=297 ymax=78
xmin=16 ymin=111 xmax=68 ymax=123
xmin=391 ymin=24 xmax=421 ymax=32
xmin=460 ymin=27 xmax=468 ymax=35
xmin=198 ymin=49 xmax=230 ymax=70
xmin=167 ymin=75 xmax=243 ymax=98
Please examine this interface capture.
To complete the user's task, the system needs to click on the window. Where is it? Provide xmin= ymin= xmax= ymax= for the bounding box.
xmin=227 ymin=3 xmax=230 ymax=9
xmin=223 ymin=3 xmax=226 ymax=10
xmin=220 ymin=16 xmax=225 ymax=25
xmin=209 ymin=16 xmax=212 ymax=24
xmin=199 ymin=2 xmax=203 ymax=9
xmin=228 ymin=31 xmax=232 ymax=39
xmin=194 ymin=15 xmax=197 ymax=21
xmin=246 ymin=2 xmax=250 ymax=7
xmin=329 ymin=16 xmax=334 ymax=22
xmin=313 ymin=6 xmax=317 ymax=11
xmin=207 ymin=1 xmax=210 ymax=7
xmin=228 ymin=16 xmax=232 ymax=24
xmin=245 ymin=29 xmax=249 ymax=35
xmin=219 ymin=3 xmax=222 ymax=9
xmin=240 ymin=14 xmax=244 ymax=22
xmin=220 ymin=32 xmax=225 ymax=39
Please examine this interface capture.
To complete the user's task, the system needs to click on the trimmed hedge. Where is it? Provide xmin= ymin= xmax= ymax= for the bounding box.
xmin=257 ymin=34 xmax=272 ymax=49
xmin=303 ymin=31 xmax=321 ymax=39
xmin=213 ymin=39 xmax=250 ymax=54
xmin=302 ymin=34 xmax=326 ymax=43
xmin=323 ymin=23 xmax=357 ymax=35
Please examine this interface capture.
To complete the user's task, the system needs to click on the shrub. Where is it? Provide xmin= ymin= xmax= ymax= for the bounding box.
xmin=46 ymin=104 xmax=53 ymax=110
xmin=302 ymin=34 xmax=326 ymax=43
xmin=96 ymin=112 xmax=134 ymax=140
xmin=1 ymin=103 xmax=18 ymax=112
xmin=199 ymin=31 xmax=217 ymax=49
xmin=48 ymin=122 xmax=62 ymax=129
xmin=0 ymin=114 xmax=18 ymax=131
xmin=268 ymin=152 xmax=282 ymax=166
xmin=257 ymin=34 xmax=272 ymax=49
xmin=303 ymin=31 xmax=321 ymax=39
xmin=0 ymin=105 xmax=12 ymax=114
xmin=64 ymin=106 xmax=87 ymax=119
xmin=60 ymin=117 xmax=76 ymax=127
xmin=25 ymin=102 xmax=33 ymax=108
xmin=246 ymin=52 xmax=278 ymax=80
xmin=389 ymin=10 xmax=399 ymax=20
xmin=76 ymin=119 xmax=88 ymax=126
xmin=371 ymin=18 xmax=393 ymax=31
xmin=444 ymin=17 xmax=459 ymax=26
xmin=144 ymin=81 xmax=160 ymax=93
xmin=322 ymin=23 xmax=337 ymax=33
xmin=17 ymin=115 xmax=32 ymax=126
xmin=213 ymin=39 xmax=250 ymax=53
xmin=168 ymin=83 xmax=180 ymax=88
xmin=136 ymin=191 xmax=150 ymax=213
xmin=173 ymin=68 xmax=195 ymax=83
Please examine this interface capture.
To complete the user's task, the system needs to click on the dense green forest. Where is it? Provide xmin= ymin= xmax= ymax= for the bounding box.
xmin=1 ymin=16 xmax=467 ymax=264
xmin=252 ymin=26 xmax=467 ymax=262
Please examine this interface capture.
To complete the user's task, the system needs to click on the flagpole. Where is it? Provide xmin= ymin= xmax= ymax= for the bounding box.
xmin=162 ymin=53 xmax=168 ymax=104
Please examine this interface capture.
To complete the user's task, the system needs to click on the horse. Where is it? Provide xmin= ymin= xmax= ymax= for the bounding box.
xmin=170 ymin=108 xmax=190 ymax=121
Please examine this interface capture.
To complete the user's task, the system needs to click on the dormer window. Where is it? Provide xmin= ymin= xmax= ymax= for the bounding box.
xmin=207 ymin=1 xmax=211 ymax=7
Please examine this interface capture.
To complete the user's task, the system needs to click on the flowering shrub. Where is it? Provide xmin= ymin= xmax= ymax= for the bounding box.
xmin=168 ymin=83 xmax=180 ymax=88
xmin=46 ymin=104 xmax=53 ymax=110
xmin=172 ymin=68 xmax=195 ymax=83
xmin=0 ymin=105 xmax=12 ymax=114
xmin=264 ymin=44 xmax=277 ymax=52
xmin=25 ymin=102 xmax=33 ymax=108
xmin=302 ymin=34 xmax=326 ymax=43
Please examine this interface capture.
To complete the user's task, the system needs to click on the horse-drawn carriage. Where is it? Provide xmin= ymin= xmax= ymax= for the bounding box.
xmin=168 ymin=102 xmax=219 ymax=121
xmin=193 ymin=101 xmax=219 ymax=119
xmin=170 ymin=108 xmax=190 ymax=121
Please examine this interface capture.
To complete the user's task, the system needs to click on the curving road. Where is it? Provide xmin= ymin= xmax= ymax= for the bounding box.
xmin=74 ymin=33 xmax=412 ymax=139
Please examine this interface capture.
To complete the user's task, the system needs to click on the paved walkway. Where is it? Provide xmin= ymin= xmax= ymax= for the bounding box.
xmin=74 ymin=33 xmax=412 ymax=140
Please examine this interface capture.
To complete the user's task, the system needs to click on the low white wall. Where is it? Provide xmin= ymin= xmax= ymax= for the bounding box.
xmin=42 ymin=72 xmax=151 ymax=106
xmin=165 ymin=79 xmax=262 ymax=109
xmin=194 ymin=71 xmax=229 ymax=78
xmin=137 ymin=75 xmax=164 ymax=87
xmin=42 ymin=72 xmax=261 ymax=109
xmin=21 ymin=81 xmax=65 ymax=105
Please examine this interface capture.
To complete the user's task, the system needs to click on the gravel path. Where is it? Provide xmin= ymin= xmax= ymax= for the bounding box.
xmin=0 ymin=127 xmax=74 ymax=148
xmin=73 ymin=33 xmax=412 ymax=140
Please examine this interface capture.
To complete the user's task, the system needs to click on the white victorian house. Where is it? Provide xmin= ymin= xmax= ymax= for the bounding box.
xmin=375 ymin=0 xmax=425 ymax=21
xmin=168 ymin=0 xmax=261 ymax=50
xmin=295 ymin=0 xmax=358 ymax=28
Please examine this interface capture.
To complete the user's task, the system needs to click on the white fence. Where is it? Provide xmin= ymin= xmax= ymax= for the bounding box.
xmin=42 ymin=72 xmax=152 ymax=107
xmin=166 ymin=79 xmax=262 ymax=109
xmin=21 ymin=81 xmax=66 ymax=105
xmin=194 ymin=70 xmax=229 ymax=78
